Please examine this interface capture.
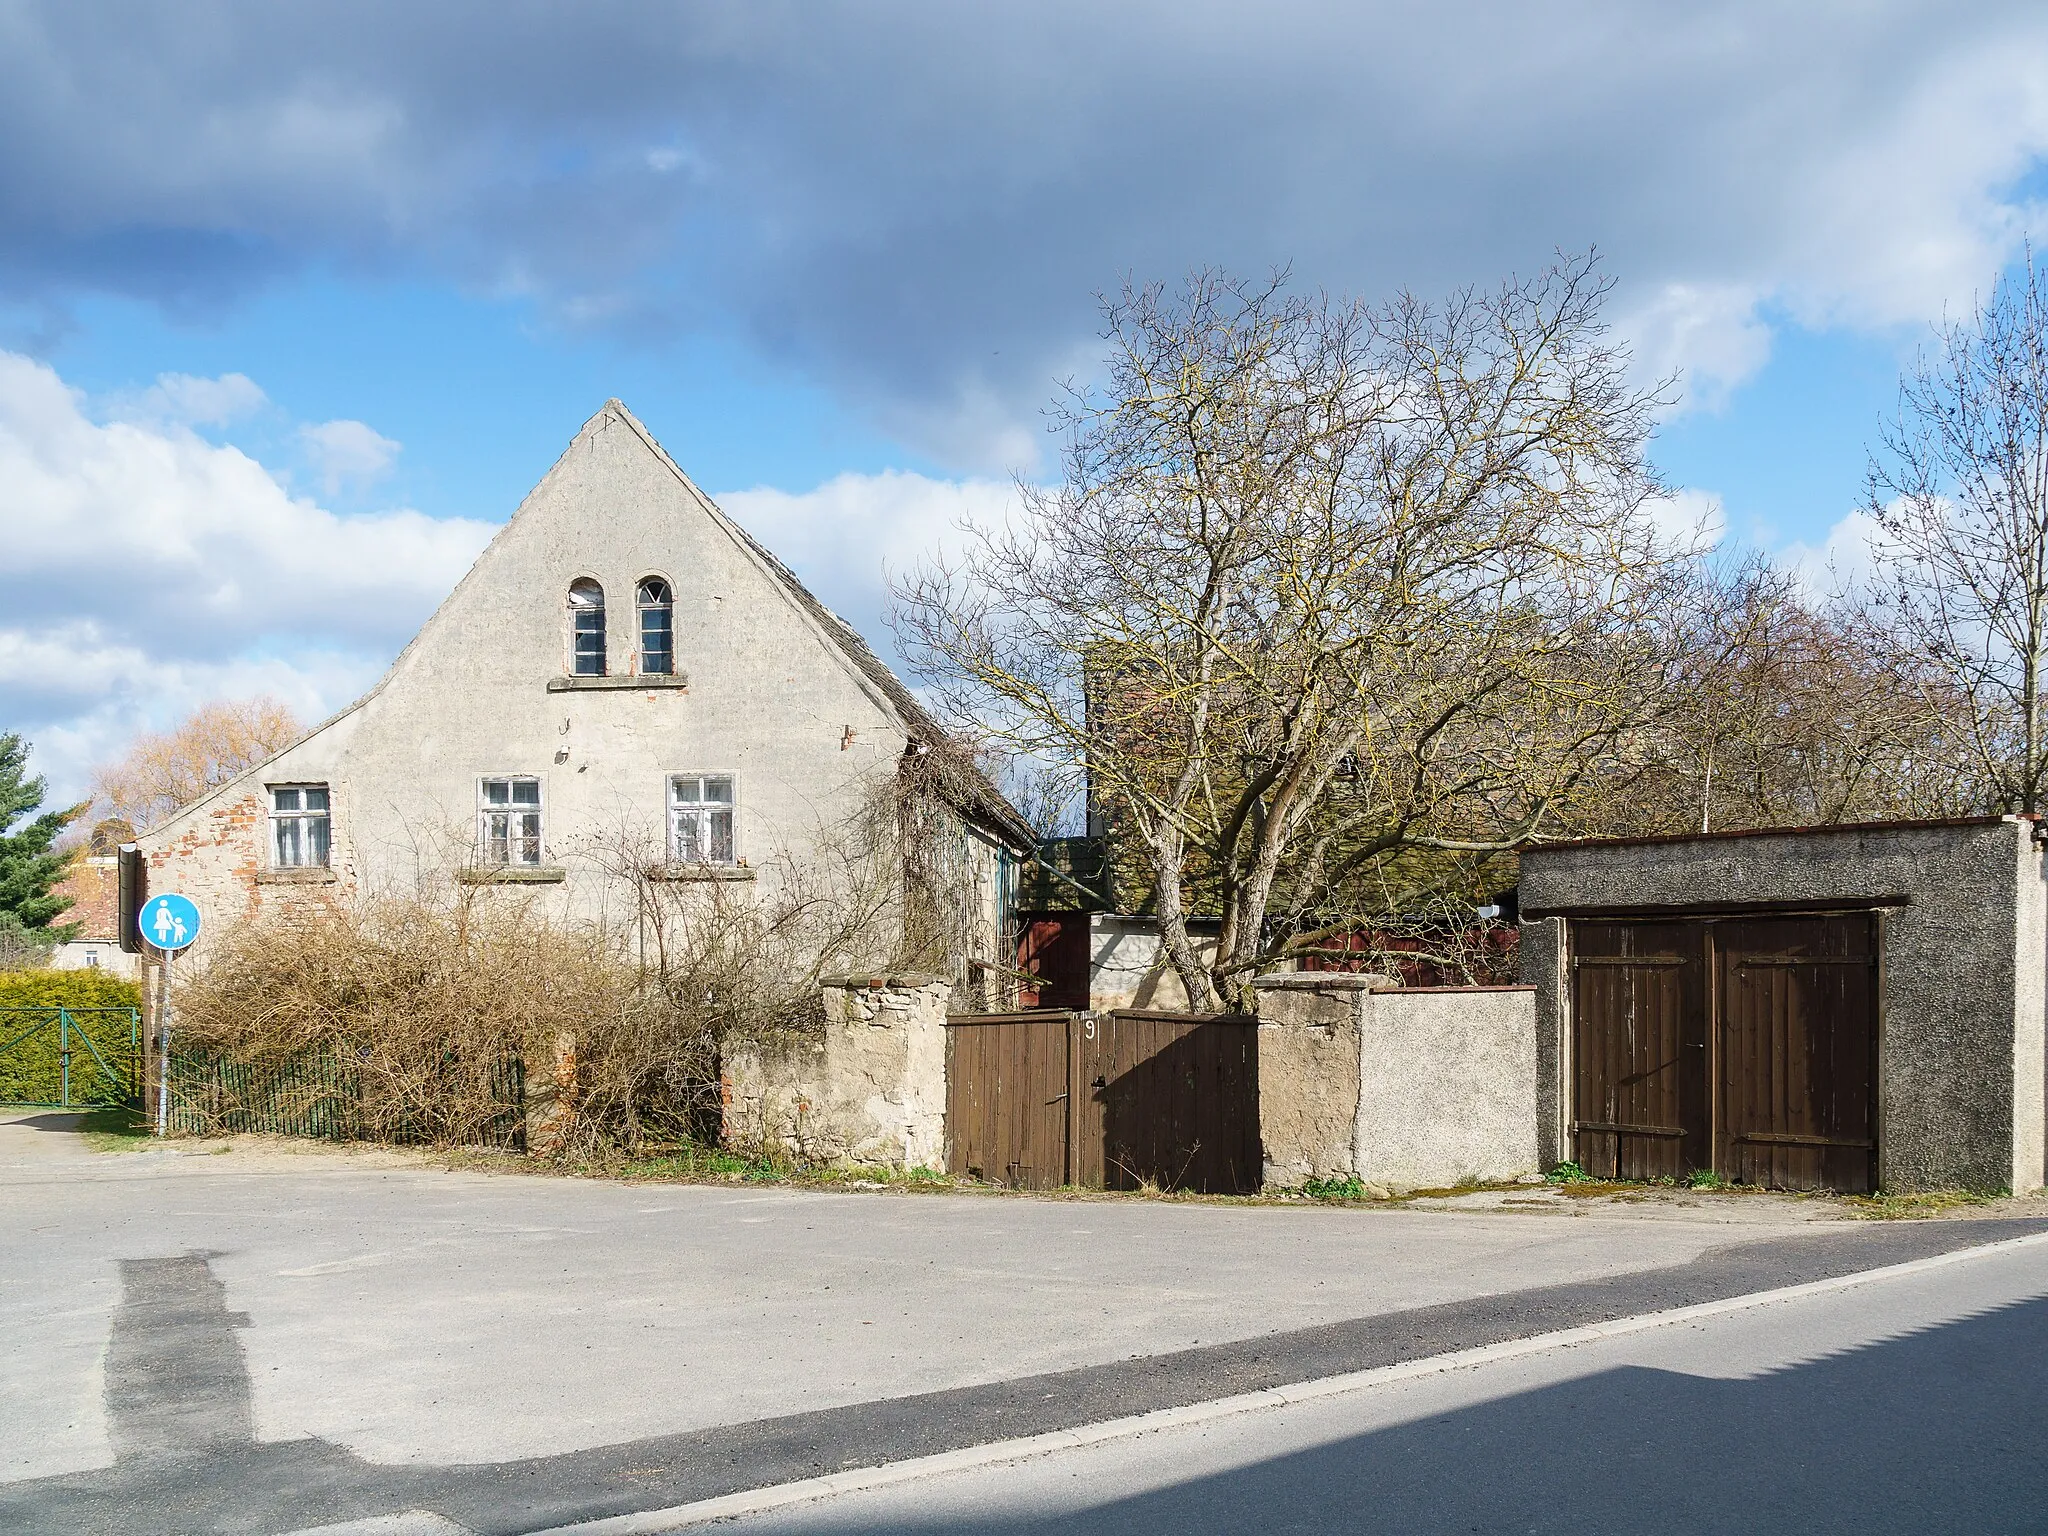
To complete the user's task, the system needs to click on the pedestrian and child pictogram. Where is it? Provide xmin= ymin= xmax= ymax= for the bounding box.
xmin=138 ymin=893 xmax=201 ymax=952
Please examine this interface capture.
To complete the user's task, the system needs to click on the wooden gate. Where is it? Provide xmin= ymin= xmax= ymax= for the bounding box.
xmin=1717 ymin=915 xmax=1877 ymax=1193
xmin=944 ymin=1012 xmax=1074 ymax=1190
xmin=1570 ymin=920 xmax=1709 ymax=1181
xmin=1570 ymin=913 xmax=1876 ymax=1192
xmin=944 ymin=1010 xmax=1260 ymax=1193
xmin=1075 ymin=1011 xmax=1260 ymax=1193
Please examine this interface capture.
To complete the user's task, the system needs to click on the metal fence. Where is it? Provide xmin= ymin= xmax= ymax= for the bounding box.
xmin=167 ymin=1047 xmax=526 ymax=1149
xmin=0 ymin=1006 xmax=142 ymax=1107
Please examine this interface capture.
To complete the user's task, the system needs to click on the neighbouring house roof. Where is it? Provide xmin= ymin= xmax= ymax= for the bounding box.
xmin=1519 ymin=814 xmax=2021 ymax=857
xmin=50 ymin=856 xmax=118 ymax=941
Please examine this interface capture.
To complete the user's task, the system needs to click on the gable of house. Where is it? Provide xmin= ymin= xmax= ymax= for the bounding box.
xmin=135 ymin=401 xmax=1028 ymax=947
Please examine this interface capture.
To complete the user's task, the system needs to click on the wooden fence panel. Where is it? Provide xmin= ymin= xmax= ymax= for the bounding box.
xmin=949 ymin=1010 xmax=1258 ymax=1195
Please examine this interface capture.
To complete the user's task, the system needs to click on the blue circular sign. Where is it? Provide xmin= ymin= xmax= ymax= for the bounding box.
xmin=139 ymin=893 xmax=202 ymax=952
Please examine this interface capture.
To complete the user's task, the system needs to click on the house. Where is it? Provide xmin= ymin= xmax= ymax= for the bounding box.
xmin=133 ymin=400 xmax=1033 ymax=999
xmin=47 ymin=856 xmax=139 ymax=977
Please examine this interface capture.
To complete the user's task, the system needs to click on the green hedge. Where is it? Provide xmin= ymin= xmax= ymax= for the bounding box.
xmin=0 ymin=969 xmax=143 ymax=1106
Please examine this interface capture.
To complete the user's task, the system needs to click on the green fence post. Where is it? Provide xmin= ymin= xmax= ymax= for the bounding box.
xmin=59 ymin=1008 xmax=70 ymax=1109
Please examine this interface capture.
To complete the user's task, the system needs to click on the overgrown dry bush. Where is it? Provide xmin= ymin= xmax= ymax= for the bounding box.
xmin=174 ymin=888 xmax=636 ymax=1148
xmin=173 ymin=781 xmax=920 ymax=1156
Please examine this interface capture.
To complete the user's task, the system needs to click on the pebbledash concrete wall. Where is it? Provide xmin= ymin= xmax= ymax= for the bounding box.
xmin=1253 ymin=975 xmax=1540 ymax=1191
xmin=1518 ymin=816 xmax=2048 ymax=1194
xmin=722 ymin=976 xmax=951 ymax=1167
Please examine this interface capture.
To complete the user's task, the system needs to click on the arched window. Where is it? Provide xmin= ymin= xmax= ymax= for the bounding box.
xmin=638 ymin=577 xmax=675 ymax=675
xmin=568 ymin=579 xmax=606 ymax=676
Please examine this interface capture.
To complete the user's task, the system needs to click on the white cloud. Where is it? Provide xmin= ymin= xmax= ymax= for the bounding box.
xmin=1782 ymin=508 xmax=1887 ymax=599
xmin=717 ymin=469 xmax=1023 ymax=647
xmin=102 ymin=370 xmax=268 ymax=429
xmin=0 ymin=351 xmax=492 ymax=801
xmin=1645 ymin=486 xmax=1729 ymax=553
xmin=4 ymin=5 xmax=2046 ymax=465
xmin=300 ymin=417 xmax=401 ymax=492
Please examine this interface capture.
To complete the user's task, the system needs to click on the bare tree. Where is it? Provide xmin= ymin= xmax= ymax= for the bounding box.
xmin=1867 ymin=249 xmax=2048 ymax=812
xmin=1628 ymin=557 xmax=1978 ymax=834
xmin=895 ymin=256 xmax=1690 ymax=1010
xmin=90 ymin=697 xmax=302 ymax=830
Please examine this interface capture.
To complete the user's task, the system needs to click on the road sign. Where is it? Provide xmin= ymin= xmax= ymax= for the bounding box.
xmin=139 ymin=893 xmax=201 ymax=953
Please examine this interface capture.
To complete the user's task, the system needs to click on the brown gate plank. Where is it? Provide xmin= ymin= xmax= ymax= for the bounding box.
xmin=944 ymin=1013 xmax=1073 ymax=1190
xmin=1087 ymin=1011 xmax=1258 ymax=1195
xmin=1716 ymin=916 xmax=1876 ymax=1194
xmin=1570 ymin=922 xmax=1709 ymax=1179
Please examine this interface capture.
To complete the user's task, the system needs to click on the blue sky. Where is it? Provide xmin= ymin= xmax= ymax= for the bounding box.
xmin=3 ymin=2 xmax=2047 ymax=802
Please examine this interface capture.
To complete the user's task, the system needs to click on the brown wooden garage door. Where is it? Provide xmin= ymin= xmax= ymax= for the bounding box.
xmin=1571 ymin=914 xmax=1877 ymax=1192
xmin=945 ymin=1010 xmax=1259 ymax=1193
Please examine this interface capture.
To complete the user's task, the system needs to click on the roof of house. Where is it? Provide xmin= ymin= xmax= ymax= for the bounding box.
xmin=609 ymin=403 xmax=1036 ymax=850
xmin=1518 ymin=814 xmax=2021 ymax=858
xmin=50 ymin=857 xmax=118 ymax=941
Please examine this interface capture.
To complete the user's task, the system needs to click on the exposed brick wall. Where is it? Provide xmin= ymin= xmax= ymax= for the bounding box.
xmin=145 ymin=790 xmax=354 ymax=957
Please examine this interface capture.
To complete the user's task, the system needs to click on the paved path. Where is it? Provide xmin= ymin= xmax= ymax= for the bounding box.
xmin=3 ymin=1111 xmax=2040 ymax=1534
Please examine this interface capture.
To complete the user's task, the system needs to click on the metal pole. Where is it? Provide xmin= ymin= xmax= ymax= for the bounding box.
xmin=60 ymin=1008 xmax=70 ymax=1109
xmin=155 ymin=950 xmax=172 ymax=1137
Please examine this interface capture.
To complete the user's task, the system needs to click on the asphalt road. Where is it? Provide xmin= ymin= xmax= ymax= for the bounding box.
xmin=4 ymin=1111 xmax=2044 ymax=1535
xmin=723 ymin=1229 xmax=2048 ymax=1535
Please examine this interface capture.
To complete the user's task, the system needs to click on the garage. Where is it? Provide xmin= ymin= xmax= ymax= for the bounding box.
xmin=1520 ymin=817 xmax=2048 ymax=1195
xmin=1571 ymin=913 xmax=1877 ymax=1192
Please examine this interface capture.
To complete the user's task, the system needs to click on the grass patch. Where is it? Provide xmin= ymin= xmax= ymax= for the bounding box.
xmin=1302 ymin=1174 xmax=1370 ymax=1201
xmin=1545 ymin=1161 xmax=1592 ymax=1185
xmin=596 ymin=1141 xmax=969 ymax=1192
xmin=1840 ymin=1188 xmax=1997 ymax=1221
xmin=74 ymin=1103 xmax=152 ymax=1152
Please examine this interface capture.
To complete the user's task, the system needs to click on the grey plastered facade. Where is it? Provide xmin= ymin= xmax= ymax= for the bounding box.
xmin=135 ymin=401 xmax=1030 ymax=990
xmin=1519 ymin=817 xmax=2048 ymax=1194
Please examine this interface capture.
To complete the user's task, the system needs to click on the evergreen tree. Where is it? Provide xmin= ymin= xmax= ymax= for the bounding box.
xmin=0 ymin=734 xmax=82 ymax=948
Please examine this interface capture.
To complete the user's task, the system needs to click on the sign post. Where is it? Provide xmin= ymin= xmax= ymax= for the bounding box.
xmin=138 ymin=894 xmax=201 ymax=1137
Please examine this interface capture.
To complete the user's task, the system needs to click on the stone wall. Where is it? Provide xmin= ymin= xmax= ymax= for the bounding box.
xmin=1254 ymin=976 xmax=1540 ymax=1191
xmin=1253 ymin=976 xmax=1369 ymax=1186
xmin=721 ymin=974 xmax=950 ymax=1168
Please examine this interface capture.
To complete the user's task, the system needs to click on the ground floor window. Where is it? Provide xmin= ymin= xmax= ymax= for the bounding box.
xmin=480 ymin=777 xmax=543 ymax=865
xmin=669 ymin=774 xmax=735 ymax=863
xmin=270 ymin=785 xmax=331 ymax=868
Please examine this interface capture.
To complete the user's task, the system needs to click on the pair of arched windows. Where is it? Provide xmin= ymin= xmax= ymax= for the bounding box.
xmin=566 ymin=577 xmax=674 ymax=677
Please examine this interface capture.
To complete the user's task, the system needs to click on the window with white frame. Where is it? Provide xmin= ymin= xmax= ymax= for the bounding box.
xmin=669 ymin=775 xmax=735 ymax=863
xmin=637 ymin=576 xmax=674 ymax=675
xmin=270 ymin=785 xmax=331 ymax=868
xmin=479 ymin=778 xmax=543 ymax=865
xmin=567 ymin=578 xmax=606 ymax=676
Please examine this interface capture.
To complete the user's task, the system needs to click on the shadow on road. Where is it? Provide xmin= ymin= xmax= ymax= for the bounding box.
xmin=5 ymin=1112 xmax=91 ymax=1133
xmin=754 ymin=1293 xmax=2048 ymax=1534
xmin=8 ymin=1235 xmax=2047 ymax=1535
